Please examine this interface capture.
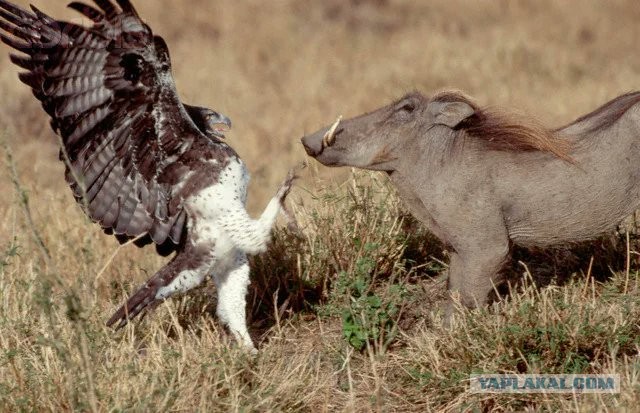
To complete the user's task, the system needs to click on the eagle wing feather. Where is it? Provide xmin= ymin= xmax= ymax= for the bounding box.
xmin=0 ymin=0 xmax=218 ymax=253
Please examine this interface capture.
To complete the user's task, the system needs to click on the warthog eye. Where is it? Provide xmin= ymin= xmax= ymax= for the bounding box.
xmin=397 ymin=102 xmax=416 ymax=114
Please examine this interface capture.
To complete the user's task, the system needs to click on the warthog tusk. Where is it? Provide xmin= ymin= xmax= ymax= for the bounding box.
xmin=322 ymin=116 xmax=343 ymax=149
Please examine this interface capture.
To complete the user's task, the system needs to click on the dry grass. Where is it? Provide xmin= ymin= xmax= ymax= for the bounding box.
xmin=1 ymin=0 xmax=640 ymax=411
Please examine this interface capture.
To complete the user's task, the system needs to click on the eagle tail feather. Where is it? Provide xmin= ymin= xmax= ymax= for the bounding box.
xmin=107 ymin=240 xmax=209 ymax=329
xmin=106 ymin=254 xmax=181 ymax=329
xmin=107 ymin=286 xmax=162 ymax=330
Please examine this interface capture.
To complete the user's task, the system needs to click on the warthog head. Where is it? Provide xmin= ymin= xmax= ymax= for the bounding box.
xmin=301 ymin=92 xmax=476 ymax=171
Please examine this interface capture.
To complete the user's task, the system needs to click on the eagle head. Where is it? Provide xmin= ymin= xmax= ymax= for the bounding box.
xmin=184 ymin=104 xmax=232 ymax=140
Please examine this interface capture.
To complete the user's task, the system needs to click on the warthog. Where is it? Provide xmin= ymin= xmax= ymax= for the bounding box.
xmin=302 ymin=90 xmax=640 ymax=319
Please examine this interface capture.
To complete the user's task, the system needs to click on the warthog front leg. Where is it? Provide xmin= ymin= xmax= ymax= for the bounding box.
xmin=443 ymin=243 xmax=510 ymax=325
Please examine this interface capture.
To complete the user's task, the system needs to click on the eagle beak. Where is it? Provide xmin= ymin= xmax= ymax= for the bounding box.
xmin=207 ymin=112 xmax=232 ymax=139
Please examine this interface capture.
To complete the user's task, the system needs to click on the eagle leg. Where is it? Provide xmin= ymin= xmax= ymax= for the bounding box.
xmin=212 ymin=254 xmax=255 ymax=352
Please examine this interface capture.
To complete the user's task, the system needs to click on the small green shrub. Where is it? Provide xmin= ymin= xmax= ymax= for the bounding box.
xmin=331 ymin=243 xmax=406 ymax=352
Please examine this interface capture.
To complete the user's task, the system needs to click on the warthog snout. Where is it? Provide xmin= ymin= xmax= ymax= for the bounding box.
xmin=301 ymin=132 xmax=323 ymax=157
xmin=301 ymin=117 xmax=343 ymax=158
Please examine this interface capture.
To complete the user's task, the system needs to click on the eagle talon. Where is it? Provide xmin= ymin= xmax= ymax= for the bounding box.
xmin=277 ymin=170 xmax=296 ymax=201
xmin=276 ymin=162 xmax=305 ymax=203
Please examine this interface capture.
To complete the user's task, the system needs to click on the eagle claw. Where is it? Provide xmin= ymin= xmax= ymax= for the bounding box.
xmin=277 ymin=165 xmax=302 ymax=203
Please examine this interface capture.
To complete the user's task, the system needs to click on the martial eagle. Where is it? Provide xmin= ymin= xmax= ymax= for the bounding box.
xmin=0 ymin=0 xmax=295 ymax=351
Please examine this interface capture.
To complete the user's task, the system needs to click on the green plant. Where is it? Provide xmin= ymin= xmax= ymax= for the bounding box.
xmin=338 ymin=243 xmax=406 ymax=352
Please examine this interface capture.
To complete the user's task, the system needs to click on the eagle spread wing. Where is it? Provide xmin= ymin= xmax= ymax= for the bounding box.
xmin=0 ymin=0 xmax=295 ymax=348
xmin=0 ymin=0 xmax=227 ymax=254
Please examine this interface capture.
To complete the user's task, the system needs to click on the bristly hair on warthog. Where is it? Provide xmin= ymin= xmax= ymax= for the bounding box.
xmin=302 ymin=89 xmax=640 ymax=323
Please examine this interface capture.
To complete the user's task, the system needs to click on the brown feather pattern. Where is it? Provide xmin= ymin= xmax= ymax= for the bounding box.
xmin=0 ymin=0 xmax=236 ymax=254
xmin=67 ymin=2 xmax=104 ymax=22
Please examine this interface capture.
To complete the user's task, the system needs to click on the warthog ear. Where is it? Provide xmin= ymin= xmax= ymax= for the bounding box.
xmin=429 ymin=101 xmax=476 ymax=128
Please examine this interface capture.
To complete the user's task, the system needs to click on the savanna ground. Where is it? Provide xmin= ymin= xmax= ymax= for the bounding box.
xmin=1 ymin=0 xmax=640 ymax=411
